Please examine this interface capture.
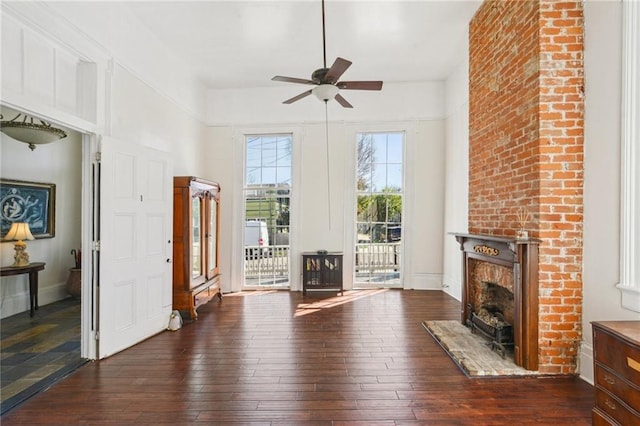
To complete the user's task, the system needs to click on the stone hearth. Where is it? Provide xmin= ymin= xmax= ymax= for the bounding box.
xmin=423 ymin=320 xmax=539 ymax=377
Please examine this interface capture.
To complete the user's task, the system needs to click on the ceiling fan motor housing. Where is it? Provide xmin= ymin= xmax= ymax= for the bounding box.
xmin=312 ymin=68 xmax=331 ymax=84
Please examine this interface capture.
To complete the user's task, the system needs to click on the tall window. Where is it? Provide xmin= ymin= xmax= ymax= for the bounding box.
xmin=243 ymin=134 xmax=291 ymax=287
xmin=355 ymin=132 xmax=404 ymax=287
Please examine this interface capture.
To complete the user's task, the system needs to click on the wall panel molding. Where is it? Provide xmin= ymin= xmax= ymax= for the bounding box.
xmin=617 ymin=0 xmax=640 ymax=312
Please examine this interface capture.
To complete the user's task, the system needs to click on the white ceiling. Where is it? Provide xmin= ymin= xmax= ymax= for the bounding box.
xmin=63 ymin=1 xmax=481 ymax=91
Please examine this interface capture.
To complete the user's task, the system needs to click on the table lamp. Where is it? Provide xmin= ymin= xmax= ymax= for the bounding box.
xmin=5 ymin=222 xmax=35 ymax=266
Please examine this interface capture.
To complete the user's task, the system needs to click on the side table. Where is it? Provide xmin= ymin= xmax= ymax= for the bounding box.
xmin=0 ymin=262 xmax=46 ymax=317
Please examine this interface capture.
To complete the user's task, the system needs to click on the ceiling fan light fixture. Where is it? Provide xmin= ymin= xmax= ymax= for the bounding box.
xmin=313 ymin=84 xmax=339 ymax=102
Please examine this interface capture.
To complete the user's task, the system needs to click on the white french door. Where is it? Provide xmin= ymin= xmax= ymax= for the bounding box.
xmin=354 ymin=131 xmax=404 ymax=288
xmin=98 ymin=137 xmax=173 ymax=358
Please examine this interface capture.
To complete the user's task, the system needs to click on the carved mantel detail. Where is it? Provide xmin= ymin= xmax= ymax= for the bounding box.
xmin=453 ymin=233 xmax=540 ymax=370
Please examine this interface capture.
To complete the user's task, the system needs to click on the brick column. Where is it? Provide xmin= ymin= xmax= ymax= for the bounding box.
xmin=469 ymin=0 xmax=584 ymax=374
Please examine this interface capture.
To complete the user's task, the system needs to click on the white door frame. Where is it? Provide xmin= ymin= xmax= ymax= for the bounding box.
xmin=80 ymin=133 xmax=99 ymax=360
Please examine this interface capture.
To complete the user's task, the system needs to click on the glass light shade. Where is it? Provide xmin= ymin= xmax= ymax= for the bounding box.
xmin=313 ymin=84 xmax=339 ymax=101
xmin=5 ymin=222 xmax=35 ymax=241
xmin=0 ymin=113 xmax=67 ymax=150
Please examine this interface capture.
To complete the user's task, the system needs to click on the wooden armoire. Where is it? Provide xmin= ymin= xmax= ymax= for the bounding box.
xmin=172 ymin=176 xmax=221 ymax=320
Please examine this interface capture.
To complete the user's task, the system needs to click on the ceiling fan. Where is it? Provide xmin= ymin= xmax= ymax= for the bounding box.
xmin=271 ymin=0 xmax=383 ymax=108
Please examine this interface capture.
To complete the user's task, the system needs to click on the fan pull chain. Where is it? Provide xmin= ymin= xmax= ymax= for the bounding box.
xmin=325 ymin=101 xmax=331 ymax=230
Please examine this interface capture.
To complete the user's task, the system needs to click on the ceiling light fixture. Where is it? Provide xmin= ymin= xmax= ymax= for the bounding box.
xmin=313 ymin=84 xmax=339 ymax=102
xmin=0 ymin=113 xmax=67 ymax=150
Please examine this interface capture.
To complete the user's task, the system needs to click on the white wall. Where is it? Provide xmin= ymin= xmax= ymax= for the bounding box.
xmin=1 ymin=128 xmax=82 ymax=318
xmin=442 ymin=59 xmax=470 ymax=301
xmin=207 ymin=81 xmax=445 ymax=126
xmin=42 ymin=1 xmax=207 ymax=122
xmin=206 ymin=83 xmax=447 ymax=294
xmin=580 ymin=0 xmax=639 ymax=383
xmin=110 ymin=63 xmax=206 ymax=175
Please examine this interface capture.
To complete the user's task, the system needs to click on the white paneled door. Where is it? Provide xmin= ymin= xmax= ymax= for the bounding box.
xmin=98 ymin=137 xmax=173 ymax=358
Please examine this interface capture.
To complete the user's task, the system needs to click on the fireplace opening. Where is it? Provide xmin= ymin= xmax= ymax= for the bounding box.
xmin=467 ymin=281 xmax=515 ymax=358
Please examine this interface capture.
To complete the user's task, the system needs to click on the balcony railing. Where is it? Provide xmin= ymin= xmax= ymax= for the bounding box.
xmin=245 ymin=245 xmax=290 ymax=278
xmin=355 ymin=243 xmax=401 ymax=272
xmin=243 ymin=243 xmax=401 ymax=284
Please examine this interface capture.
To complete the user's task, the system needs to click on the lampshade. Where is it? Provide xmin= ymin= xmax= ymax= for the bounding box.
xmin=5 ymin=222 xmax=35 ymax=242
xmin=313 ymin=84 xmax=339 ymax=102
xmin=0 ymin=113 xmax=67 ymax=150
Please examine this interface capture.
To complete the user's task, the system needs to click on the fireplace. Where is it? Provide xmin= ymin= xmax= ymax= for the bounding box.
xmin=466 ymin=281 xmax=515 ymax=357
xmin=453 ymin=233 xmax=540 ymax=370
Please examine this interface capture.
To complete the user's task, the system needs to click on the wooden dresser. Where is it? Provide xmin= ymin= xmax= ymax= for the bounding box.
xmin=592 ymin=321 xmax=640 ymax=425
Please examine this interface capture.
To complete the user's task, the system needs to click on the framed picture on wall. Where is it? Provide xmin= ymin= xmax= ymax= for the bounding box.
xmin=0 ymin=179 xmax=56 ymax=239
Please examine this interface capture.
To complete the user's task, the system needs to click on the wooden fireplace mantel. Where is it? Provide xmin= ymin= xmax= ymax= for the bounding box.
xmin=452 ymin=233 xmax=540 ymax=370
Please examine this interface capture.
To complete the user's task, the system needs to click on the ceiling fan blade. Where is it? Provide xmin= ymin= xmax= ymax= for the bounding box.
xmin=337 ymin=81 xmax=383 ymax=91
xmin=283 ymin=90 xmax=313 ymax=104
xmin=324 ymin=57 xmax=352 ymax=83
xmin=334 ymin=93 xmax=353 ymax=108
xmin=272 ymin=76 xmax=317 ymax=85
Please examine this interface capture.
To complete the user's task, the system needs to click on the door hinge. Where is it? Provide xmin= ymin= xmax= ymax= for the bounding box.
xmin=92 ymin=241 xmax=101 ymax=251
xmin=95 ymin=331 xmax=99 ymax=340
xmin=95 ymin=151 xmax=102 ymax=162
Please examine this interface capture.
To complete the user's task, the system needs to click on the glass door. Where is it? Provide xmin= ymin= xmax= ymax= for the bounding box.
xmin=243 ymin=134 xmax=292 ymax=288
xmin=354 ymin=132 xmax=404 ymax=288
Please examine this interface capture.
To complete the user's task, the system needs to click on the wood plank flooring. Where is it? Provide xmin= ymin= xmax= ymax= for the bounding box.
xmin=1 ymin=289 xmax=594 ymax=425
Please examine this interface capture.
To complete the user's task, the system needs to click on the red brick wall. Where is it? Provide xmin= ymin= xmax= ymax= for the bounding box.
xmin=469 ymin=0 xmax=584 ymax=374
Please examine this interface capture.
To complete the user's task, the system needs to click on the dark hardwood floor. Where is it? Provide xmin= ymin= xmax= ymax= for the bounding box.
xmin=1 ymin=289 xmax=594 ymax=425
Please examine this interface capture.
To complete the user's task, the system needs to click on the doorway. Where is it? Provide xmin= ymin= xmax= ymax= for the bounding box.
xmin=0 ymin=106 xmax=88 ymax=413
xmin=242 ymin=134 xmax=292 ymax=289
xmin=354 ymin=131 xmax=404 ymax=288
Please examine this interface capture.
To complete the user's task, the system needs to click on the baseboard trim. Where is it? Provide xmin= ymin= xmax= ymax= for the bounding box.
xmin=409 ymin=273 xmax=443 ymax=290
xmin=0 ymin=282 xmax=68 ymax=319
xmin=579 ymin=341 xmax=594 ymax=385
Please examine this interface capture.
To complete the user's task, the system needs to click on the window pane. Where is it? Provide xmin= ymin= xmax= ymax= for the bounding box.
xmin=357 ymin=222 xmax=372 ymax=243
xmin=247 ymin=168 xmax=260 ymax=186
xmin=357 ymin=195 xmax=376 ymax=222
xmin=387 ymin=164 xmax=402 ymax=191
xmin=276 ymin=166 xmax=291 ymax=185
xmin=387 ymin=134 xmax=403 ymax=163
xmin=385 ymin=195 xmax=402 ymax=222
xmin=262 ymin=139 xmax=277 ymax=167
xmin=371 ymin=163 xmax=385 ymax=192
xmin=261 ymin=167 xmax=276 ymax=185
xmin=371 ymin=223 xmax=386 ymax=243
xmin=372 ymin=134 xmax=386 ymax=164
xmin=277 ymin=137 xmax=292 ymax=166
xmin=246 ymin=137 xmax=262 ymax=169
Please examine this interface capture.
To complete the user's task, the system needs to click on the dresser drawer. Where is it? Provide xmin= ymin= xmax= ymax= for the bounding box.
xmin=592 ymin=408 xmax=616 ymax=426
xmin=595 ymin=388 xmax=640 ymax=425
xmin=594 ymin=327 xmax=640 ymax=384
xmin=595 ymin=364 xmax=640 ymax=413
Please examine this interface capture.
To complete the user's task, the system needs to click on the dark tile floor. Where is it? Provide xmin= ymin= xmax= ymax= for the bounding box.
xmin=1 ymin=297 xmax=86 ymax=415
